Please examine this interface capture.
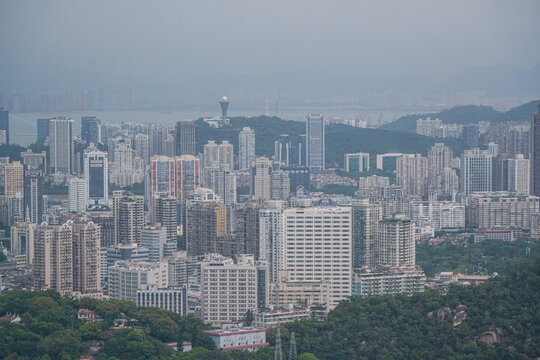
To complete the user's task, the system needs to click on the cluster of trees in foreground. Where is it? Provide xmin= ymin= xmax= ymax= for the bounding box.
xmin=1 ymin=257 xmax=539 ymax=359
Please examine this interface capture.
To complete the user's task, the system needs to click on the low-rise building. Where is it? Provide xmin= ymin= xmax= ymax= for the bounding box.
xmin=202 ymin=327 xmax=269 ymax=352
xmin=352 ymin=267 xmax=426 ymax=297
xmin=136 ymin=285 xmax=187 ymax=315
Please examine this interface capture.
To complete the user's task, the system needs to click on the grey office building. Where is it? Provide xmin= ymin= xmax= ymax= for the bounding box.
xmin=306 ymin=114 xmax=325 ymax=170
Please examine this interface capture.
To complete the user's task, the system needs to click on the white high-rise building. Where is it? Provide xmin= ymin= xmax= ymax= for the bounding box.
xmin=376 ymin=215 xmax=415 ymax=268
xmin=108 ymin=260 xmax=168 ymax=302
xmin=83 ymin=144 xmax=109 ymax=204
xmin=259 ymin=201 xmax=285 ymax=283
xmin=283 ymin=206 xmax=352 ymax=308
xmin=202 ymin=167 xmax=237 ymax=205
xmin=251 ymin=157 xmax=272 ymax=201
xmin=203 ymin=140 xmax=234 ymax=171
xmin=396 ymin=154 xmax=428 ymax=195
xmin=239 ymin=127 xmax=256 ymax=170
xmin=140 ymin=224 xmax=167 ymax=262
xmin=461 ymin=148 xmax=494 ymax=194
xmin=271 ymin=170 xmax=290 ymax=200
xmin=306 ymin=114 xmax=325 ymax=170
xmin=416 ymin=117 xmax=443 ymax=137
xmin=69 ymin=177 xmax=88 ymax=213
xmin=72 ymin=221 xmax=101 ymax=294
xmin=110 ymin=138 xmax=144 ymax=187
xmin=428 ymin=143 xmax=454 ymax=178
xmin=200 ymin=255 xmax=258 ymax=325
xmin=49 ymin=118 xmax=74 ymax=174
xmin=507 ymin=155 xmax=530 ymax=195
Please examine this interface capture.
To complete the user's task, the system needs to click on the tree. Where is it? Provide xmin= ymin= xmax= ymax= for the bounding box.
xmin=244 ymin=310 xmax=254 ymax=326
xmin=297 ymin=354 xmax=319 ymax=360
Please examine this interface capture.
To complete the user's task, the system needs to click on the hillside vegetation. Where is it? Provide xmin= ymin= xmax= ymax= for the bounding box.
xmin=380 ymin=99 xmax=540 ymax=132
xmin=197 ymin=116 xmax=463 ymax=167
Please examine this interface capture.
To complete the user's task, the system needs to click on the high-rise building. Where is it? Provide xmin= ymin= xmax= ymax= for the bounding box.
xmin=108 ymin=260 xmax=168 ymax=301
xmin=175 ymin=121 xmax=196 ymax=156
xmin=219 ymin=96 xmax=230 ymax=125
xmin=133 ymin=133 xmax=150 ymax=164
xmin=10 ymin=221 xmax=36 ymax=265
xmin=259 ymin=201 xmax=285 ymax=283
xmin=109 ymin=138 xmax=144 ymax=187
xmin=83 ymin=144 xmax=108 ymax=204
xmin=34 ymin=223 xmax=73 ymax=295
xmin=351 ymin=198 xmax=382 ymax=268
xmin=21 ymin=149 xmax=47 ymax=173
xmin=68 ymin=177 xmax=88 ymax=213
xmin=150 ymin=195 xmax=178 ymax=257
xmin=235 ymin=202 xmax=263 ymax=258
xmin=239 ymin=127 xmax=256 ymax=170
xmin=396 ymin=154 xmax=428 ymax=196
xmin=0 ymin=108 xmax=9 ymax=144
xmin=376 ymin=215 xmax=415 ymax=268
xmin=150 ymin=155 xmax=176 ymax=198
xmin=175 ymin=155 xmax=201 ymax=202
xmin=81 ymin=116 xmax=101 ymax=145
xmin=271 ymin=170 xmax=290 ymax=200
xmin=72 ymin=221 xmax=101 ymax=294
xmin=251 ymin=157 xmax=272 ymax=201
xmin=202 ymin=167 xmax=237 ymax=205
xmin=344 ymin=153 xmax=370 ymax=173
xmin=416 ymin=117 xmax=443 ymax=137
xmin=531 ymin=104 xmax=540 ymax=197
xmin=4 ymin=161 xmax=24 ymax=198
xmin=36 ymin=118 xmax=50 ymax=144
xmin=282 ymin=165 xmax=310 ymax=191
xmin=140 ymin=224 xmax=167 ymax=262
xmin=49 ymin=118 xmax=74 ymax=174
xmin=305 ymin=114 xmax=325 ymax=170
xmin=24 ymin=169 xmax=44 ymax=224
xmin=203 ymin=140 xmax=234 ymax=170
xmin=461 ymin=148 xmax=494 ymax=194
xmin=200 ymin=254 xmax=258 ymax=325
xmin=376 ymin=153 xmax=403 ymax=172
xmin=274 ymin=134 xmax=290 ymax=166
xmin=507 ymin=155 xmax=530 ymax=195
xmin=184 ymin=188 xmax=234 ymax=256
xmin=427 ymin=143 xmax=453 ymax=178
xmin=283 ymin=206 xmax=352 ymax=308
xmin=113 ymin=190 xmax=144 ymax=245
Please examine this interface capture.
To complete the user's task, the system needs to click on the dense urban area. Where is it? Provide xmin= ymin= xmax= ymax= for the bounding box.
xmin=0 ymin=96 xmax=538 ymax=359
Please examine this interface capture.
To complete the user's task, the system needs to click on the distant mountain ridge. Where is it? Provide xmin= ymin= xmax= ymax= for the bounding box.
xmin=380 ymin=99 xmax=540 ymax=132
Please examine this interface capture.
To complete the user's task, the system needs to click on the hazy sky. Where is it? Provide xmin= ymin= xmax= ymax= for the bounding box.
xmin=1 ymin=0 xmax=540 ymax=91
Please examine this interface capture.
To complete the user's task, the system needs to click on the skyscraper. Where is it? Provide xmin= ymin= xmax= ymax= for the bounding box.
xmin=175 ymin=121 xmax=196 ymax=156
xmin=251 ymin=157 xmax=272 ymax=201
xmin=274 ymin=134 xmax=290 ymax=166
xmin=49 ymin=118 xmax=74 ymax=174
xmin=150 ymin=195 xmax=178 ymax=257
xmin=202 ymin=167 xmax=237 ymax=205
xmin=531 ymin=104 xmax=540 ymax=197
xmin=113 ymin=190 xmax=144 ymax=245
xmin=396 ymin=154 xmax=428 ymax=196
xmin=427 ymin=143 xmax=453 ymax=178
xmin=84 ymin=144 xmax=109 ymax=204
xmin=271 ymin=170 xmax=290 ymax=200
xmin=4 ymin=161 xmax=24 ymax=198
xmin=351 ymin=198 xmax=382 ymax=268
xmin=239 ymin=127 xmax=256 ymax=170
xmin=507 ymin=155 xmax=530 ymax=195
xmin=140 ymin=224 xmax=167 ymax=262
xmin=150 ymin=155 xmax=176 ymax=198
xmin=220 ymin=96 xmax=230 ymax=125
xmin=0 ymin=107 xmax=9 ymax=144
xmin=68 ymin=177 xmax=88 ymax=213
xmin=376 ymin=215 xmax=415 ymax=268
xmin=10 ymin=221 xmax=36 ymax=265
xmin=306 ymin=114 xmax=325 ymax=170
xmin=175 ymin=155 xmax=200 ymax=202
xmin=461 ymin=148 xmax=494 ymax=194
xmin=462 ymin=125 xmax=479 ymax=148
xmin=24 ymin=169 xmax=44 ymax=224
xmin=283 ymin=206 xmax=352 ymax=308
xmin=34 ymin=223 xmax=73 ymax=295
xmin=259 ymin=201 xmax=285 ymax=283
xmin=81 ymin=116 xmax=101 ymax=144
xmin=203 ymin=140 xmax=234 ymax=170
xmin=72 ymin=221 xmax=101 ymax=294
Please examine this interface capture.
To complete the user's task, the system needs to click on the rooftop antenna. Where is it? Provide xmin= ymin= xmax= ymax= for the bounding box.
xmin=289 ymin=332 xmax=297 ymax=360
xmin=274 ymin=328 xmax=283 ymax=360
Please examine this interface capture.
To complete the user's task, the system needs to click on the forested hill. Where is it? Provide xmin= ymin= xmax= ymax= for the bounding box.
xmin=196 ymin=116 xmax=463 ymax=167
xmin=380 ymin=99 xmax=540 ymax=133
xmin=0 ymin=259 xmax=538 ymax=360
xmin=283 ymin=258 xmax=540 ymax=360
